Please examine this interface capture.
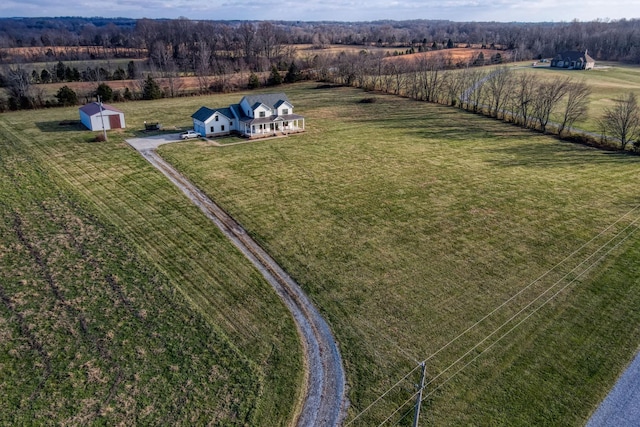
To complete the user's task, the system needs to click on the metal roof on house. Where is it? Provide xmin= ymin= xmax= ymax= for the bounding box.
xmin=241 ymin=93 xmax=291 ymax=110
xmin=191 ymin=106 xmax=234 ymax=122
xmin=274 ymin=99 xmax=292 ymax=109
xmin=191 ymin=106 xmax=215 ymax=122
xmin=79 ymin=102 xmax=123 ymax=116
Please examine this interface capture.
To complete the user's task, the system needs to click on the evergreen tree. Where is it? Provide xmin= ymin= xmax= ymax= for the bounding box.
xmin=40 ymin=69 xmax=51 ymax=83
xmin=284 ymin=61 xmax=302 ymax=83
xmin=64 ymin=66 xmax=74 ymax=82
xmin=127 ymin=61 xmax=136 ymax=79
xmin=55 ymin=61 xmax=66 ymax=82
xmin=55 ymin=85 xmax=78 ymax=106
xmin=113 ymin=67 xmax=126 ymax=80
xmin=248 ymin=72 xmax=260 ymax=90
xmin=268 ymin=65 xmax=282 ymax=86
xmin=95 ymin=83 xmax=113 ymax=102
xmin=142 ymin=75 xmax=162 ymax=100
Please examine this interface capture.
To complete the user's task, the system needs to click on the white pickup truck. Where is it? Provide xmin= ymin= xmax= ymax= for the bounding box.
xmin=180 ymin=130 xmax=199 ymax=140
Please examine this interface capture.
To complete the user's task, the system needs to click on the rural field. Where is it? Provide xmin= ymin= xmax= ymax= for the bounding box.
xmin=2 ymin=80 xmax=640 ymax=425
xmin=158 ymin=83 xmax=640 ymax=424
xmin=0 ymin=99 xmax=303 ymax=424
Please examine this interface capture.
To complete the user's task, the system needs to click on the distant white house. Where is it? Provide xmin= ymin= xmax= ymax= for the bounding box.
xmin=79 ymin=102 xmax=126 ymax=131
xmin=191 ymin=93 xmax=305 ymax=138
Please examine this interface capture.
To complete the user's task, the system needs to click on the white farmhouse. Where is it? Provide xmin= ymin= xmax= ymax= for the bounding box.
xmin=191 ymin=93 xmax=304 ymax=138
xmin=79 ymin=102 xmax=126 ymax=131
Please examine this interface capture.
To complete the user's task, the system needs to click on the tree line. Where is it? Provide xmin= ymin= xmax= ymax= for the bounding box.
xmin=318 ymin=50 xmax=639 ymax=151
xmin=2 ymin=17 xmax=640 ymax=66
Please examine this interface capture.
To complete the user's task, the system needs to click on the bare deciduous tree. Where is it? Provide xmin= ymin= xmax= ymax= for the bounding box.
xmin=558 ymin=79 xmax=591 ymax=136
xmin=510 ymin=72 xmax=538 ymax=127
xmin=195 ymin=40 xmax=212 ymax=94
xmin=531 ymin=76 xmax=571 ymax=133
xmin=485 ymin=66 xmax=513 ymax=119
xmin=600 ymin=93 xmax=640 ymax=150
xmin=6 ymin=66 xmax=33 ymax=108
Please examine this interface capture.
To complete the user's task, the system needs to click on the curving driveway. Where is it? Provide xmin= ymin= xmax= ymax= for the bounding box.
xmin=126 ymin=134 xmax=347 ymax=426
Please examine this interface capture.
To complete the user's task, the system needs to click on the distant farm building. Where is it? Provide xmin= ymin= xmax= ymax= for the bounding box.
xmin=550 ymin=50 xmax=595 ymax=70
xmin=79 ymin=102 xmax=126 ymax=131
xmin=191 ymin=93 xmax=305 ymax=139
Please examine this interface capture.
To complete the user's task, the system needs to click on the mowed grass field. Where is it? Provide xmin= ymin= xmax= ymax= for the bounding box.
xmin=0 ymin=101 xmax=303 ymax=424
xmin=2 ymin=81 xmax=640 ymax=425
xmin=156 ymin=83 xmax=640 ymax=425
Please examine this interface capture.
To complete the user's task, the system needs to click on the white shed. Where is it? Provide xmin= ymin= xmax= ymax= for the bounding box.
xmin=79 ymin=102 xmax=126 ymax=131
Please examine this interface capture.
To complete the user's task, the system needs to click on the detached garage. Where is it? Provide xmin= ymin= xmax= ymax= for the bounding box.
xmin=79 ymin=102 xmax=126 ymax=131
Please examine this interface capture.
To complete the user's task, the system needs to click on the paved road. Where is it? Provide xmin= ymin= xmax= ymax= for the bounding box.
xmin=587 ymin=350 xmax=640 ymax=427
xmin=126 ymin=134 xmax=347 ymax=426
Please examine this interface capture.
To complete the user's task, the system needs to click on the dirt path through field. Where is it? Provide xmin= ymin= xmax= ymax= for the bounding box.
xmin=126 ymin=134 xmax=346 ymax=426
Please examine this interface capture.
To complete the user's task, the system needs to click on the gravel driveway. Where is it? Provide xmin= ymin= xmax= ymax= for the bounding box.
xmin=127 ymin=135 xmax=347 ymax=426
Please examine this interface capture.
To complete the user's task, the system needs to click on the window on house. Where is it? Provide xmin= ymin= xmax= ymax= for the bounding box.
xmin=215 ymin=115 xmax=219 ymax=121
xmin=230 ymin=121 xmax=233 ymax=127
xmin=282 ymin=108 xmax=289 ymax=115
xmin=221 ymin=125 xmax=225 ymax=131
xmin=259 ymin=111 xmax=266 ymax=118
xmin=210 ymin=126 xmax=214 ymax=132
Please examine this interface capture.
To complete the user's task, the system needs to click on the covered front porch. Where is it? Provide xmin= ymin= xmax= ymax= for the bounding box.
xmin=240 ymin=115 xmax=305 ymax=138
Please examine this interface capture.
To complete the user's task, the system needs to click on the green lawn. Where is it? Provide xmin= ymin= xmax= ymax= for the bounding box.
xmin=157 ymin=83 xmax=640 ymax=425
xmin=0 ymin=101 xmax=303 ymax=425
xmin=2 ymin=81 xmax=640 ymax=425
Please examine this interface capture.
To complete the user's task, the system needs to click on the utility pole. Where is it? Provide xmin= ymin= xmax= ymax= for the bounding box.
xmin=413 ymin=361 xmax=426 ymax=427
xmin=97 ymin=95 xmax=107 ymax=141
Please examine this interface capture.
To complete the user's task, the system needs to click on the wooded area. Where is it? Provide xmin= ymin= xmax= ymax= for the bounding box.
xmin=1 ymin=17 xmax=639 ymax=66
xmin=1 ymin=17 xmax=639 ymax=150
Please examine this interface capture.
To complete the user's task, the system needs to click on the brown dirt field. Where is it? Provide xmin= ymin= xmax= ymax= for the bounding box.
xmin=32 ymin=74 xmax=254 ymax=98
xmin=295 ymin=44 xmax=400 ymax=57
xmin=384 ymin=48 xmax=503 ymax=65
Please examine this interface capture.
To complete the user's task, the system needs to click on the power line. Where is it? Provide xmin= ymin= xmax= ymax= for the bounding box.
xmin=348 ymin=204 xmax=639 ymax=425
xmin=377 ymin=390 xmax=420 ymax=427
xmin=419 ymin=218 xmax=638 ymax=404
xmin=423 ymin=204 xmax=640 ymax=365
xmin=422 ymin=215 xmax=639 ymax=392
xmin=345 ymin=363 xmax=423 ymax=426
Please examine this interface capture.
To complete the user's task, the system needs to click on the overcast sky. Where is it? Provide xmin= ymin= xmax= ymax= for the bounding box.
xmin=0 ymin=0 xmax=638 ymax=22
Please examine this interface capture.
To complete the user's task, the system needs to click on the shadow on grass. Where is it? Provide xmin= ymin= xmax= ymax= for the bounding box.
xmin=482 ymin=142 xmax=638 ymax=168
xmin=35 ymin=120 xmax=86 ymax=132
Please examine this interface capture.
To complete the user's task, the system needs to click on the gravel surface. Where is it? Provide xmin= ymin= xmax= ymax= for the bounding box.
xmin=587 ymin=350 xmax=640 ymax=427
xmin=127 ymin=135 xmax=347 ymax=426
